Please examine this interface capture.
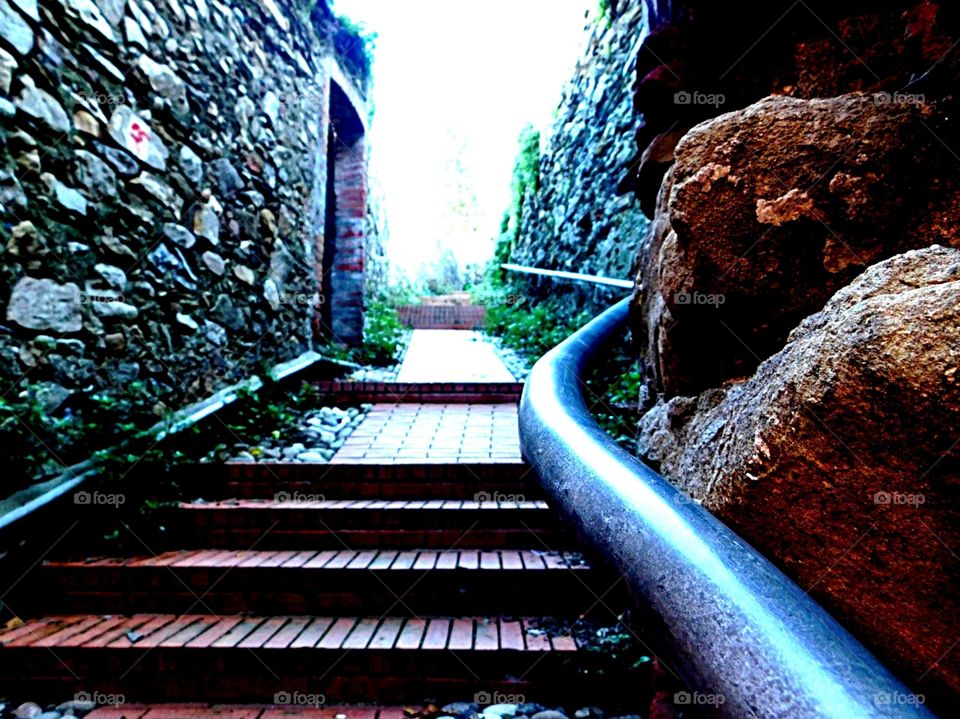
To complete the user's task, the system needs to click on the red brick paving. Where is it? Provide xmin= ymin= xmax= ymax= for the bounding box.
xmin=0 ymin=615 xmax=577 ymax=652
xmin=89 ymin=707 xmax=406 ymax=719
xmin=398 ymin=305 xmax=486 ymax=329
xmin=88 ymin=708 xmax=149 ymax=719
xmin=2 ymin=346 xmax=635 ymax=708
xmin=331 ymin=403 xmax=521 ymax=464
xmin=394 ymin=618 xmax=426 ymax=649
xmin=289 ymin=617 xmax=334 ymax=649
xmin=46 ymin=548 xmax=584 ymax=572
xmin=179 ymin=499 xmax=548 ymax=512
xmin=311 ymin=380 xmax=523 ymax=404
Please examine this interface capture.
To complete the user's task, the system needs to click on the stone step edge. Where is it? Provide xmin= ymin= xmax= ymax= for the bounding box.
xmin=85 ymin=704 xmax=453 ymax=719
xmin=45 ymin=548 xmax=587 ymax=572
xmin=311 ymin=381 xmax=523 ymax=403
xmin=180 ymin=500 xmax=550 ymax=510
xmin=178 ymin=461 xmax=530 ymax=480
xmin=0 ymin=614 xmax=578 ymax=653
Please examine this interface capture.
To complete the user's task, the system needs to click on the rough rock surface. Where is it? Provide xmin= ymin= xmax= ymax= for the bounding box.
xmin=626 ymin=1 xmax=960 ymax=216
xmin=6 ymin=276 xmax=82 ymax=332
xmin=638 ymin=245 xmax=960 ymax=703
xmin=633 ymin=93 xmax=960 ymax=400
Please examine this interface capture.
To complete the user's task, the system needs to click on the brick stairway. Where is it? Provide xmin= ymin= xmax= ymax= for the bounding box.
xmin=0 ymin=338 xmax=643 ymax=715
xmin=397 ymin=305 xmax=487 ymax=330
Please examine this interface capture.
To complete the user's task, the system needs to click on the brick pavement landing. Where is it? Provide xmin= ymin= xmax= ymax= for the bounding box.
xmin=330 ymin=403 xmax=521 ymax=463
xmin=395 ymin=330 xmax=515 ymax=383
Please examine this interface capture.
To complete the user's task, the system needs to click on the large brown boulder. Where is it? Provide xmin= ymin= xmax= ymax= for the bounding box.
xmin=638 ymin=245 xmax=960 ymax=707
xmin=633 ymin=93 xmax=960 ymax=400
xmin=626 ymin=1 xmax=960 ymax=214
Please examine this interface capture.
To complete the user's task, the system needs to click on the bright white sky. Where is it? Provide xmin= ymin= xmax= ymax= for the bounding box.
xmin=333 ymin=0 xmax=593 ymax=281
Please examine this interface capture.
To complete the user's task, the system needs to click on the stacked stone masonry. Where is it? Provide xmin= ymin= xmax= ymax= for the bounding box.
xmin=505 ymin=0 xmax=649 ymax=311
xmin=0 ymin=0 xmax=382 ymax=479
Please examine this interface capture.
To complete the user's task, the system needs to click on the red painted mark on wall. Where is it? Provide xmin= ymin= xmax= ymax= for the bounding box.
xmin=129 ymin=121 xmax=149 ymax=149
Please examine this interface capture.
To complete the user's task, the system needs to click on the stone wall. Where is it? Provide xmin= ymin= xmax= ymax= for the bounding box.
xmin=504 ymin=0 xmax=648 ymax=310
xmin=0 ymin=0 xmax=378 ymax=483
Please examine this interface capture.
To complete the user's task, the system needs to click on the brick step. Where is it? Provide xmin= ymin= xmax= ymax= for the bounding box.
xmin=0 ymin=614 xmax=634 ymax=703
xmin=398 ymin=304 xmax=486 ymax=330
xmin=170 ymin=462 xmax=538 ymax=501
xmin=88 ymin=705 xmax=409 ymax=719
xmin=24 ymin=550 xmax=604 ymax=616
xmin=160 ymin=500 xmax=573 ymax=550
xmin=311 ymin=381 xmax=523 ymax=404
xmin=85 ymin=705 xmax=571 ymax=719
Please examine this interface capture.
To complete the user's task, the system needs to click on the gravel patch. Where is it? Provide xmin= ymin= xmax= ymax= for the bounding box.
xmin=203 ymin=404 xmax=372 ymax=464
xmin=486 ymin=337 xmax=532 ymax=381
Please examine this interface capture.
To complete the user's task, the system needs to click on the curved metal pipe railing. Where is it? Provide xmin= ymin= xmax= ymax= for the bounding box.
xmin=519 ymin=297 xmax=934 ymax=719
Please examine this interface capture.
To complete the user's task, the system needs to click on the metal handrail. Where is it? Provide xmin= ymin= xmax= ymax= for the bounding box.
xmin=519 ymin=297 xmax=934 ymax=718
xmin=0 ymin=350 xmax=355 ymax=531
xmin=500 ymin=263 xmax=634 ymax=289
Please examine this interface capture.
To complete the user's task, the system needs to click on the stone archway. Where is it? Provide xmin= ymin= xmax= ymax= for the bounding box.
xmin=318 ymin=79 xmax=367 ymax=345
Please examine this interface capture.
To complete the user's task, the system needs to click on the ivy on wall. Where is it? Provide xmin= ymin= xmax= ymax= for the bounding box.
xmin=491 ymin=125 xmax=541 ymax=283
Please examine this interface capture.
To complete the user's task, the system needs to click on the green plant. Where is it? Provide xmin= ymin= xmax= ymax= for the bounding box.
xmin=597 ymin=0 xmax=613 ymax=25
xmin=532 ymin=615 xmax=652 ymax=677
xmin=584 ymin=341 xmax=642 ymax=451
xmin=482 ymin=295 xmax=591 ymax=362
xmin=198 ymin=380 xmax=322 ymax=448
xmin=91 ymin=378 xmax=358 ymax=551
xmin=578 ymin=622 xmax=652 ymax=676
xmin=333 ymin=14 xmax=376 ymax=84
xmin=317 ymin=341 xmax=356 ymax=364
xmin=475 ymin=287 xmax=642 ymax=451
xmin=355 ymin=299 xmax=408 ymax=366
xmin=316 ymin=298 xmax=409 ymax=368
xmin=489 ymin=125 xmax=541 ymax=285
xmin=0 ymin=379 xmax=163 ymax=493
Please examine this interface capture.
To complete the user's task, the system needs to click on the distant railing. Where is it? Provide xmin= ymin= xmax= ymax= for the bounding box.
xmin=0 ymin=352 xmax=345 ymax=532
xmin=515 ymin=291 xmax=934 ymax=718
xmin=500 ymin=263 xmax=634 ymax=289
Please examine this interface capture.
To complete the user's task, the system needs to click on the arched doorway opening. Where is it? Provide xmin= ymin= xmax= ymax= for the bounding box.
xmin=319 ymin=79 xmax=366 ymax=345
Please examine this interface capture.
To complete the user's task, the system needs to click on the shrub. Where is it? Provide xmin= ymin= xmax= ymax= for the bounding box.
xmin=316 ymin=297 xmax=409 ymax=368
xmin=333 ymin=15 xmax=376 ymax=86
xmin=355 ymin=300 xmax=408 ymax=366
xmin=483 ymin=295 xmax=591 ymax=362
xmin=0 ymin=380 xmax=160 ymax=490
xmin=477 ymin=288 xmax=641 ymax=451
